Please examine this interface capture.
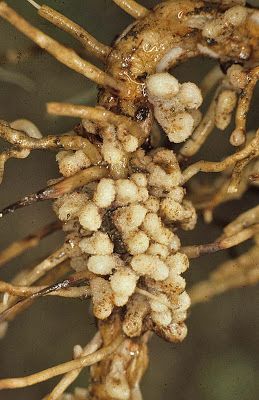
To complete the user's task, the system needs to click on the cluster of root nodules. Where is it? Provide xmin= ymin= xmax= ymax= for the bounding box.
xmin=53 ymin=71 xmax=203 ymax=343
xmin=55 ymin=143 xmax=196 ymax=343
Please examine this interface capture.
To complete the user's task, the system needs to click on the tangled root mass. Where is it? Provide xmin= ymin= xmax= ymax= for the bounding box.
xmin=0 ymin=0 xmax=258 ymax=399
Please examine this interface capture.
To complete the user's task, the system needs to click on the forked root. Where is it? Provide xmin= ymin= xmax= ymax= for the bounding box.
xmin=46 ymin=333 xmax=102 ymax=400
xmin=192 ymin=157 xmax=258 ymax=222
xmin=0 ymin=264 xmax=87 ymax=324
xmin=0 ymin=2 xmax=122 ymax=92
xmin=222 ymin=205 xmax=259 ymax=237
xmin=0 ymin=268 xmax=93 ymax=307
xmin=0 ymin=334 xmax=124 ymax=389
xmin=0 ymin=121 xmax=102 ymax=163
xmin=9 ymin=246 xmax=67 ymax=290
xmin=182 ymin=129 xmax=259 ymax=183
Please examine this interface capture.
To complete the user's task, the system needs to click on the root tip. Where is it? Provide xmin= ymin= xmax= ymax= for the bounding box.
xmin=25 ymin=0 xmax=41 ymax=10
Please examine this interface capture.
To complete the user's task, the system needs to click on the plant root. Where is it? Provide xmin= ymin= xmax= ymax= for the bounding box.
xmin=0 ymin=221 xmax=61 ymax=267
xmin=112 ymin=0 xmax=148 ymax=19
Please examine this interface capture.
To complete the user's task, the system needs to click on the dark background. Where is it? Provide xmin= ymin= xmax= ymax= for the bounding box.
xmin=0 ymin=1 xmax=259 ymax=399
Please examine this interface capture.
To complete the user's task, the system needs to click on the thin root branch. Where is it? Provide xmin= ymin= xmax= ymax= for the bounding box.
xmin=25 ymin=0 xmax=40 ymax=10
xmin=0 ymin=2 xmax=122 ymax=92
xmin=12 ymin=246 xmax=67 ymax=289
xmin=47 ymin=102 xmax=146 ymax=141
xmin=0 ymin=334 xmax=124 ymax=389
xmin=178 ymin=88 xmax=217 ymax=160
xmin=0 ymin=166 xmax=108 ymax=218
xmin=0 ymin=260 xmax=72 ymax=323
xmin=230 ymin=66 xmax=259 ymax=146
xmin=0 ymin=281 xmax=90 ymax=299
xmin=0 ymin=261 xmax=87 ymax=322
xmin=0 ymin=121 xmax=102 ymax=163
xmin=38 ymin=5 xmax=111 ymax=61
xmin=227 ymin=155 xmax=255 ymax=194
xmin=181 ymin=129 xmax=259 ymax=183
xmin=0 ymin=148 xmax=30 ymax=184
xmin=0 ymin=221 xmax=61 ymax=267
xmin=112 ymin=0 xmax=148 ymax=19
xmin=222 ymin=205 xmax=259 ymax=238
xmin=181 ymin=223 xmax=259 ymax=259
xmin=190 ymin=244 xmax=259 ymax=305
xmin=47 ymin=333 xmax=102 ymax=400
xmin=192 ymin=157 xmax=258 ymax=222
xmin=199 ymin=65 xmax=224 ymax=97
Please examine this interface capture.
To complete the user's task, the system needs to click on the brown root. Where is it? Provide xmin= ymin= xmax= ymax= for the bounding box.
xmin=0 ymin=280 xmax=90 ymax=299
xmin=0 ymin=221 xmax=61 ymax=267
xmin=0 ymin=166 xmax=108 ymax=217
xmin=0 ymin=264 xmax=90 ymax=325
